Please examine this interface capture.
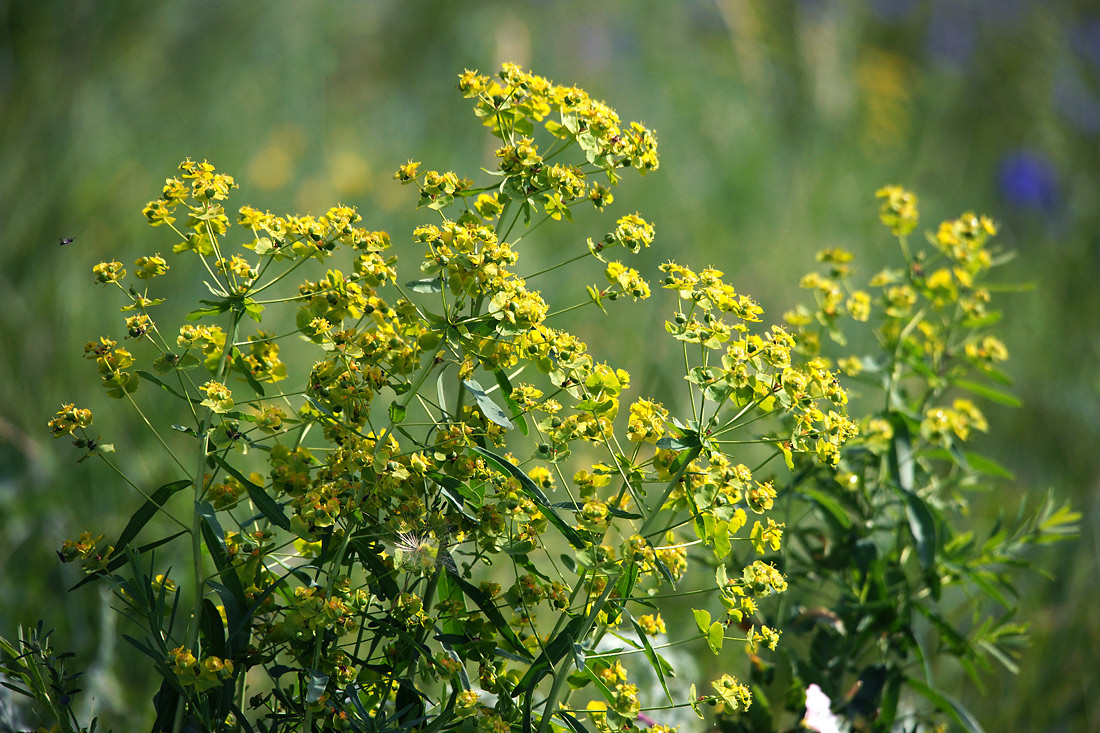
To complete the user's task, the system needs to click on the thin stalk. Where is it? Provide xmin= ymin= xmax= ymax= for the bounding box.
xmin=524 ymin=250 xmax=591 ymax=280
xmin=124 ymin=392 xmax=190 ymax=474
xmin=93 ymin=453 xmax=189 ymax=533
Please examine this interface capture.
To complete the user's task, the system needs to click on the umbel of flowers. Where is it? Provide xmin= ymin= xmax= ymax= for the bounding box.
xmin=48 ymin=64 xmax=857 ymax=732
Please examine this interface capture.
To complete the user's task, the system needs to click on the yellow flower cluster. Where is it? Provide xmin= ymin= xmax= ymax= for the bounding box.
xmin=167 ymin=646 xmax=234 ymax=693
xmin=83 ymin=336 xmax=137 ymax=398
xmin=57 ymin=531 xmax=112 ymax=573
xmin=48 ymin=403 xmax=92 ymax=438
xmin=460 ymin=63 xmax=659 ymax=174
xmin=922 ymin=398 xmax=988 ymax=443
xmin=876 ymin=184 xmax=919 ymax=236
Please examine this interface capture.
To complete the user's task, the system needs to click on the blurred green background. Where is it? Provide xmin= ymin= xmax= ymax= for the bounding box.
xmin=2 ymin=0 xmax=1097 ymax=730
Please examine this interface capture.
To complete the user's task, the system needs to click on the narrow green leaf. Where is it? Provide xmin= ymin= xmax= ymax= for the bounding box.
xmin=901 ymin=488 xmax=937 ymax=570
xmin=231 ymin=347 xmax=265 ymax=397
xmin=580 ymin=663 xmax=618 ymax=709
xmin=954 ymin=379 xmax=1022 ymax=407
xmin=962 ymin=451 xmax=1014 ymax=480
xmin=436 ymin=369 xmax=449 ymax=418
xmin=445 ymin=567 xmax=531 ymax=660
xmin=136 ymin=371 xmax=189 ymax=401
xmin=198 ymin=503 xmax=247 ymax=605
xmin=800 ymin=487 xmax=852 ymax=529
xmin=435 ymin=570 xmax=465 ymax=636
xmin=200 ymin=598 xmax=226 ymax=659
xmin=405 ymin=277 xmax=443 ymax=294
xmin=208 ymin=456 xmax=290 ymax=530
xmin=889 ymin=417 xmax=915 ymax=492
xmin=494 ymin=368 xmax=529 ymax=436
xmin=559 ymin=712 xmax=591 ymax=733
xmin=614 ymin=563 xmax=640 ymax=607
xmin=471 ymin=446 xmax=587 ymax=549
xmin=113 ymin=478 xmax=190 ymax=556
xmin=625 ymin=611 xmax=674 ymax=704
xmin=462 ymin=379 xmax=514 ymax=429
xmin=206 ymin=580 xmax=243 ymax=655
xmin=906 ymin=677 xmax=986 ymax=733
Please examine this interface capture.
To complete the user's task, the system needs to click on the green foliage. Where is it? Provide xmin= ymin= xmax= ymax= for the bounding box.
xmin=0 ymin=622 xmax=97 ymax=733
xmin=712 ymin=189 xmax=1081 ymax=732
xmin=28 ymin=63 xmax=1075 ymax=733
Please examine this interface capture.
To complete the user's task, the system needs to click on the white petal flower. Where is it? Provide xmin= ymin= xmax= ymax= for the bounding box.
xmin=802 ymin=684 xmax=842 ymax=733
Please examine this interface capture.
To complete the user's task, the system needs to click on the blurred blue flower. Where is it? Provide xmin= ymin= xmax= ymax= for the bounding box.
xmin=926 ymin=3 xmax=976 ymax=66
xmin=869 ymin=0 xmax=919 ymax=23
xmin=1069 ymin=14 xmax=1100 ymax=69
xmin=998 ymin=150 xmax=1059 ymax=211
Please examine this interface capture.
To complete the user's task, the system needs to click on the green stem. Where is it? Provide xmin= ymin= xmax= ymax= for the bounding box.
xmin=172 ymin=312 xmax=241 ymax=733
xmin=537 ymin=445 xmax=702 ymax=732
xmin=524 ymin=250 xmax=591 ymax=280
xmin=301 ymin=356 xmax=439 ymax=732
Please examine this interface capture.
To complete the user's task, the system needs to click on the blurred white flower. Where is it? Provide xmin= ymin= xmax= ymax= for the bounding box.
xmin=802 ymin=684 xmax=842 ymax=733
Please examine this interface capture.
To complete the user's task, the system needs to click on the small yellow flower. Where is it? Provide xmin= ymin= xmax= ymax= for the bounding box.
xmin=134 ymin=254 xmax=169 ymax=279
xmin=637 ymin=613 xmax=666 ymax=636
xmin=200 ymin=381 xmax=234 ymax=413
xmin=92 ymin=260 xmax=126 ymax=285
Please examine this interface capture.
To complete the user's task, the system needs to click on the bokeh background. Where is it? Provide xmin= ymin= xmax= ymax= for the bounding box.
xmin=2 ymin=0 xmax=1097 ymax=730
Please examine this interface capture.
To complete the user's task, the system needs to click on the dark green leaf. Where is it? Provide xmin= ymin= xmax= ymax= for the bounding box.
xmin=201 ymin=598 xmax=226 ymax=658
xmin=198 ymin=503 xmax=247 ymax=607
xmin=445 ymin=567 xmax=531 ymax=660
xmin=306 ymin=669 xmax=329 ymax=704
xmin=656 ymin=434 xmax=700 ymax=451
xmin=114 ymin=479 xmax=190 ymax=557
xmin=494 ymin=368 xmax=529 ymax=436
xmin=512 ymin=616 xmax=585 ymax=697
xmin=559 ymin=712 xmax=591 ymax=733
xmin=206 ymin=581 xmax=242 ymax=654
